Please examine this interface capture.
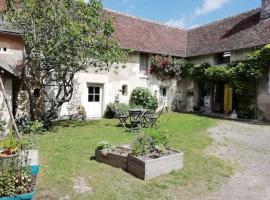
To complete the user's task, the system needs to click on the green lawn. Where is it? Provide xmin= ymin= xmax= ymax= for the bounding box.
xmin=36 ymin=113 xmax=233 ymax=200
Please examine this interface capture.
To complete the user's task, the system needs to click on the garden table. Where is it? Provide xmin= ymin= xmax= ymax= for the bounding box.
xmin=128 ymin=109 xmax=148 ymax=130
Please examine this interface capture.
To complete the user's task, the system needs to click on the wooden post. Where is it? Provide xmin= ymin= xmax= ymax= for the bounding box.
xmin=0 ymin=74 xmax=21 ymax=139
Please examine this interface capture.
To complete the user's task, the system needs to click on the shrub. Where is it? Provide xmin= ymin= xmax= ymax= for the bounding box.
xmin=16 ymin=115 xmax=45 ymax=134
xmin=96 ymin=141 xmax=112 ymax=151
xmin=131 ymin=133 xmax=154 ymax=157
xmin=129 ymin=87 xmax=158 ymax=109
xmin=147 ymin=128 xmax=169 ymax=147
xmin=104 ymin=103 xmax=129 ymax=118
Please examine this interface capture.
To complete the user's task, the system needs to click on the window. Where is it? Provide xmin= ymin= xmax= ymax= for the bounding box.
xmin=88 ymin=86 xmax=100 ymax=102
xmin=160 ymin=87 xmax=167 ymax=97
xmin=122 ymin=85 xmax=128 ymax=96
xmin=140 ymin=53 xmax=149 ymax=75
xmin=216 ymin=52 xmax=231 ymax=65
xmin=33 ymin=88 xmax=40 ymax=98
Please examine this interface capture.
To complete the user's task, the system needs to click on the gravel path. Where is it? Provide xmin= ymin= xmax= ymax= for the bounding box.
xmin=205 ymin=121 xmax=270 ymax=200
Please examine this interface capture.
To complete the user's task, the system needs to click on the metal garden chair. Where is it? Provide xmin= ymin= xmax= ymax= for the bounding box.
xmin=129 ymin=110 xmax=143 ymax=131
xmin=115 ymin=109 xmax=129 ymax=128
xmin=146 ymin=107 xmax=164 ymax=128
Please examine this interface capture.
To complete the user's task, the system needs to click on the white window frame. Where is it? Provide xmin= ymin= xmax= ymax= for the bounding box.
xmin=139 ymin=53 xmax=149 ymax=76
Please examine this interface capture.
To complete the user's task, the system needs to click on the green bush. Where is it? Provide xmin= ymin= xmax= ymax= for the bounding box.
xmin=104 ymin=103 xmax=130 ymax=118
xmin=129 ymin=87 xmax=158 ymax=109
xmin=132 ymin=133 xmax=154 ymax=157
xmin=95 ymin=141 xmax=112 ymax=151
xmin=16 ymin=115 xmax=45 ymax=134
xmin=147 ymin=128 xmax=169 ymax=147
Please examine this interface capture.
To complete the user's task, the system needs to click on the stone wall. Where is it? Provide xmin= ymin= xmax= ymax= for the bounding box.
xmin=58 ymin=52 xmax=177 ymax=118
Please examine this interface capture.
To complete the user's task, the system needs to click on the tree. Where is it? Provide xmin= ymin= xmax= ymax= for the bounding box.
xmin=3 ymin=0 xmax=128 ymax=120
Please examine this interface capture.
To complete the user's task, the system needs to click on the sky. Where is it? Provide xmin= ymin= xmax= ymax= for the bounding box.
xmin=102 ymin=0 xmax=261 ymax=29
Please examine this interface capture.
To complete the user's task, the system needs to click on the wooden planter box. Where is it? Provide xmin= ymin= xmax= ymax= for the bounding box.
xmin=95 ymin=147 xmax=130 ymax=170
xmin=127 ymin=151 xmax=184 ymax=180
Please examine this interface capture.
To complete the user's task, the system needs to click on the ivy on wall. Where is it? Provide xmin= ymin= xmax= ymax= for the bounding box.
xmin=150 ymin=44 xmax=270 ymax=119
xmin=151 ymin=45 xmax=270 ymax=91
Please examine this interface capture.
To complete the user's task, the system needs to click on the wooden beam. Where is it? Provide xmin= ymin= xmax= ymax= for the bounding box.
xmin=0 ymin=74 xmax=21 ymax=139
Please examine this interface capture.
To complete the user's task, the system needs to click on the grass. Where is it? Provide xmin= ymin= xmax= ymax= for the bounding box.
xmin=36 ymin=113 xmax=233 ymax=200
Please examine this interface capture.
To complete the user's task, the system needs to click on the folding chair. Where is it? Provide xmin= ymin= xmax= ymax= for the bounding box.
xmin=129 ymin=110 xmax=142 ymax=131
xmin=146 ymin=107 xmax=164 ymax=128
xmin=115 ymin=109 xmax=129 ymax=128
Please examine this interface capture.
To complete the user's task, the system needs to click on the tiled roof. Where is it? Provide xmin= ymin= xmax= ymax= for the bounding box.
xmin=1 ymin=8 xmax=270 ymax=58
xmin=106 ymin=9 xmax=187 ymax=57
xmin=186 ymin=8 xmax=270 ymax=57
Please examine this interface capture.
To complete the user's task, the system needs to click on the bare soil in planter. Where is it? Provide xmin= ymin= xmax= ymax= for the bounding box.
xmin=111 ymin=147 xmax=131 ymax=156
xmin=137 ymin=149 xmax=177 ymax=160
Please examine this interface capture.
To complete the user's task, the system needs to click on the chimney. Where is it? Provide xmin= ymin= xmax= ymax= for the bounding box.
xmin=261 ymin=0 xmax=270 ymax=20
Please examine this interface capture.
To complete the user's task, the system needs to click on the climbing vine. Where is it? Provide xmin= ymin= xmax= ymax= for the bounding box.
xmin=150 ymin=44 xmax=270 ymax=119
xmin=151 ymin=44 xmax=270 ymax=92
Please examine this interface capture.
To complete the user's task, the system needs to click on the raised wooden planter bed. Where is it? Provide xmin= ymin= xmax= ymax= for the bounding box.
xmin=95 ymin=147 xmax=131 ymax=170
xmin=127 ymin=150 xmax=184 ymax=180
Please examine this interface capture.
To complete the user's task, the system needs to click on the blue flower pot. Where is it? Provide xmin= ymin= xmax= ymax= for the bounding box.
xmin=30 ymin=165 xmax=40 ymax=176
xmin=0 ymin=192 xmax=34 ymax=200
xmin=0 ymin=165 xmax=39 ymax=200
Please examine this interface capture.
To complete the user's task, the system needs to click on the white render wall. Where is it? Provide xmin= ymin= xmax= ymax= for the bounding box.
xmin=59 ymin=52 xmax=177 ymax=119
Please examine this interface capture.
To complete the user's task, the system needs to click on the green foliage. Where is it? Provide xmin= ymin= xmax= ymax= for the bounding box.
xmin=147 ymin=128 xmax=169 ymax=148
xmin=0 ymin=120 xmax=6 ymax=132
xmin=3 ymin=0 xmax=128 ymax=120
xmin=104 ymin=103 xmax=129 ymax=118
xmin=131 ymin=128 xmax=170 ymax=156
xmin=0 ymin=157 xmax=33 ymax=197
xmin=129 ymin=87 xmax=158 ymax=109
xmin=0 ymin=134 xmax=22 ymax=155
xmin=96 ymin=141 xmax=112 ymax=151
xmin=131 ymin=133 xmax=154 ymax=157
xmin=151 ymin=45 xmax=269 ymax=88
xmin=28 ymin=121 xmax=45 ymax=134
xmin=150 ymin=55 xmax=192 ymax=80
xmin=17 ymin=115 xmax=45 ymax=134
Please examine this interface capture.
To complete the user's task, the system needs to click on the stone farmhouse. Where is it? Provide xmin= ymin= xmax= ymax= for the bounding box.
xmin=0 ymin=0 xmax=270 ymax=125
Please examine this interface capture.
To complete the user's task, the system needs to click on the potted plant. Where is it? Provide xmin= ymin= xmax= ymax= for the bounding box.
xmin=0 ymin=155 xmax=38 ymax=199
xmin=0 ymin=136 xmax=39 ymax=200
xmin=0 ymin=134 xmax=22 ymax=158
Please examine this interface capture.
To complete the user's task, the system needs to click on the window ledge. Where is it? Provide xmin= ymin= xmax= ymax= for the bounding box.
xmin=139 ymin=74 xmax=149 ymax=79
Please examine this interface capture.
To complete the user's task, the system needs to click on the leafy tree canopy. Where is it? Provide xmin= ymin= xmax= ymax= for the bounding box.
xmin=2 ymin=0 xmax=128 ymax=120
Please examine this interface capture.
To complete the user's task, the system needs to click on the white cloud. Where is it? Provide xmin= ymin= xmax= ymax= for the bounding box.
xmin=195 ymin=0 xmax=230 ymax=16
xmin=165 ymin=16 xmax=199 ymax=29
xmin=165 ymin=18 xmax=187 ymax=28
